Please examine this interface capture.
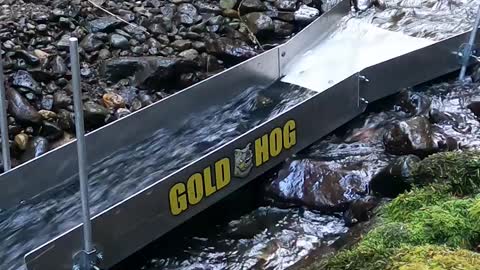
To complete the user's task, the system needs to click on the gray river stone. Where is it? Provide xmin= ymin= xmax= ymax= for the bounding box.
xmin=266 ymin=159 xmax=367 ymax=212
xmin=383 ymin=116 xmax=436 ymax=157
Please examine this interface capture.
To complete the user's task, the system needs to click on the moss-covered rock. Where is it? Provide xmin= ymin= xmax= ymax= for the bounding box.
xmin=310 ymin=151 xmax=480 ymax=270
xmin=412 ymin=151 xmax=480 ymax=196
xmin=391 ymin=245 xmax=480 ymax=270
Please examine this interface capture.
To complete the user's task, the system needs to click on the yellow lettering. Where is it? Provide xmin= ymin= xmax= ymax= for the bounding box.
xmin=187 ymin=173 xmax=204 ymax=205
xmin=269 ymin=127 xmax=283 ymax=157
xmin=283 ymin=120 xmax=296 ymax=149
xmin=203 ymin=167 xmax=216 ymax=197
xmin=215 ymin=158 xmax=231 ymax=190
xmin=255 ymin=135 xmax=269 ymax=167
xmin=169 ymin=183 xmax=187 ymax=216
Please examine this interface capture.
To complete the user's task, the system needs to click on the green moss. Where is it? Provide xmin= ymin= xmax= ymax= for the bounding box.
xmin=312 ymin=151 xmax=480 ymax=270
xmin=323 ymin=223 xmax=415 ymax=270
xmin=405 ymin=198 xmax=479 ymax=249
xmin=412 ymin=151 xmax=480 ymax=196
xmin=391 ymin=245 xmax=480 ymax=270
xmin=381 ymin=185 xmax=451 ymax=221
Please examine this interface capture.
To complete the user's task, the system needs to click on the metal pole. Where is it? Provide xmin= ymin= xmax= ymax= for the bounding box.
xmin=459 ymin=4 xmax=480 ymax=81
xmin=69 ymin=37 xmax=94 ymax=255
xmin=0 ymin=50 xmax=11 ymax=172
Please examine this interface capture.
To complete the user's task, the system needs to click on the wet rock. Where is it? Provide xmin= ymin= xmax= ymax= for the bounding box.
xmin=220 ymin=0 xmax=238 ymax=9
xmin=41 ymin=121 xmax=63 ymax=141
xmin=138 ymin=91 xmax=154 ymax=106
xmin=195 ymin=2 xmax=222 ymax=14
xmin=56 ymin=34 xmax=71 ymax=50
xmin=369 ymin=155 xmax=420 ymax=197
xmin=14 ymin=50 xmax=40 ymax=66
xmin=98 ymin=49 xmax=112 ymax=59
xmin=80 ymin=34 xmax=104 ymax=52
xmin=101 ymin=56 xmax=197 ymax=88
xmin=110 ymin=34 xmax=129 ymax=49
xmin=383 ymin=116 xmax=436 ymax=157
xmin=467 ymin=97 xmax=480 ymax=118
xmin=171 ymin=39 xmax=192 ymax=50
xmin=223 ymin=9 xmax=239 ymax=18
xmin=31 ymin=136 xmax=48 ymax=158
xmin=394 ymin=91 xmax=431 ymax=117
xmin=254 ymin=95 xmax=274 ymax=111
xmin=115 ymin=108 xmax=131 ymax=119
xmin=429 ymin=108 xmax=455 ymax=124
xmin=103 ymin=92 xmax=125 ymax=109
xmin=41 ymin=95 xmax=54 ymax=110
xmin=277 ymin=12 xmax=295 ymax=21
xmin=178 ymin=72 xmax=200 ymax=88
xmin=177 ymin=3 xmax=198 ymax=25
xmin=149 ymin=24 xmax=167 ymax=36
xmin=198 ymin=53 xmax=224 ymax=71
xmin=208 ymin=15 xmax=225 ymax=26
xmin=57 ymin=109 xmax=74 ymax=131
xmin=192 ymin=41 xmax=206 ymax=51
xmin=206 ymin=37 xmax=257 ymax=61
xmin=179 ymin=49 xmax=199 ymax=60
xmin=38 ymin=110 xmax=57 ymax=121
xmin=275 ymin=0 xmax=297 ymax=11
xmin=53 ymin=90 xmax=72 ymax=109
xmin=243 ymin=12 xmax=274 ymax=35
xmin=12 ymin=70 xmax=40 ymax=94
xmin=343 ymin=196 xmax=379 ymax=226
xmin=6 ymin=88 xmax=41 ymax=124
xmin=36 ymin=24 xmax=47 ymax=32
xmin=88 ymin=17 xmax=124 ymax=33
xmin=273 ymin=20 xmax=294 ymax=36
xmin=51 ymin=56 xmax=67 ymax=77
xmin=14 ymin=133 xmax=28 ymax=151
xmin=34 ymin=49 xmax=50 ymax=61
xmin=294 ymin=5 xmax=320 ymax=23
xmin=239 ymin=0 xmax=267 ymax=13
xmin=132 ymin=46 xmax=144 ymax=55
xmin=266 ymin=159 xmax=367 ymax=212
xmin=28 ymin=69 xmax=55 ymax=84
xmin=84 ymin=101 xmax=110 ymax=127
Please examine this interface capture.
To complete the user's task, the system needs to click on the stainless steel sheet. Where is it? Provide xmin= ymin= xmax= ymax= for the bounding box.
xmin=24 ymin=75 xmax=362 ymax=270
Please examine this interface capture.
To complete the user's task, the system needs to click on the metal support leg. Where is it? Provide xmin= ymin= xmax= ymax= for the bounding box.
xmin=459 ymin=4 xmax=480 ymax=81
xmin=0 ymin=52 xmax=11 ymax=172
xmin=69 ymin=37 xmax=100 ymax=270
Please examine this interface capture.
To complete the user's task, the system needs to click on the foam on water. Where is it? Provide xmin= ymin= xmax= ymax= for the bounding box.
xmin=281 ymin=20 xmax=434 ymax=92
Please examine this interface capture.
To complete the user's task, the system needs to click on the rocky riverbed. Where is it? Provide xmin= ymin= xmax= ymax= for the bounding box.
xmin=0 ymin=0 xmax=322 ymax=170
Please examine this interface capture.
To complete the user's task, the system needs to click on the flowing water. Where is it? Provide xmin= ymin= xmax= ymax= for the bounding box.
xmin=3 ymin=0 xmax=480 ymax=269
xmin=0 ymin=82 xmax=315 ymax=270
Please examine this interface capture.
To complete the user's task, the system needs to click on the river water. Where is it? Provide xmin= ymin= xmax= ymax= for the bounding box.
xmin=2 ymin=0 xmax=480 ymax=269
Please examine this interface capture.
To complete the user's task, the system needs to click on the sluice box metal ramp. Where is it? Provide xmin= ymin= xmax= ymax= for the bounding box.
xmin=0 ymin=0 xmax=477 ymax=269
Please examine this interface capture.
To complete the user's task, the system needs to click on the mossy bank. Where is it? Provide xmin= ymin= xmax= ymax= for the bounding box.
xmin=301 ymin=150 xmax=480 ymax=270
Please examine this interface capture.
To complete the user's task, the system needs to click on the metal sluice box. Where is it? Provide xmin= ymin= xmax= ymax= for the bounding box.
xmin=0 ymin=0 xmax=474 ymax=269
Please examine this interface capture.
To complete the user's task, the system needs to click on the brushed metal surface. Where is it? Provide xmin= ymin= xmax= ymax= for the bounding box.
xmin=24 ymin=75 xmax=362 ymax=270
xmin=0 ymin=47 xmax=280 ymax=210
xmin=359 ymin=31 xmax=479 ymax=103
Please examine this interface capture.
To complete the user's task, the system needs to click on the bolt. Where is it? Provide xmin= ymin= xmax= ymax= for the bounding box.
xmin=359 ymin=75 xmax=369 ymax=82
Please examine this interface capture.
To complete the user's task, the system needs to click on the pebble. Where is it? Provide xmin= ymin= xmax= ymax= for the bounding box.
xmin=14 ymin=133 xmax=29 ymax=151
xmin=103 ymin=93 xmax=125 ymax=109
xmin=110 ymin=34 xmax=130 ymax=49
